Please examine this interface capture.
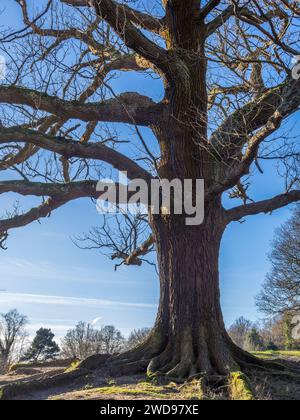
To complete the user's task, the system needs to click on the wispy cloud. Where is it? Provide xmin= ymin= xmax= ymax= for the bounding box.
xmin=0 ymin=256 xmax=144 ymax=286
xmin=92 ymin=317 xmax=103 ymax=326
xmin=0 ymin=292 xmax=157 ymax=310
xmin=0 ymin=257 xmax=101 ymax=283
xmin=27 ymin=323 xmax=75 ymax=334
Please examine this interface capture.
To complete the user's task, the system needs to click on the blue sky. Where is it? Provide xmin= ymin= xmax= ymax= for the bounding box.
xmin=0 ymin=1 xmax=298 ymax=340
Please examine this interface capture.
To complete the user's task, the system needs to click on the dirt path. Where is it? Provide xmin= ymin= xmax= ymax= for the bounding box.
xmin=0 ymin=367 xmax=66 ymax=387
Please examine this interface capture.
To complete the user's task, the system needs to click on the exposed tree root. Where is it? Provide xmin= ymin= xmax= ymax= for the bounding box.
xmin=2 ymin=334 xmax=300 ymax=400
xmin=78 ymin=331 xmax=300 ymax=385
xmin=78 ymin=354 xmax=111 ymax=370
xmin=144 ymin=329 xmax=242 ymax=381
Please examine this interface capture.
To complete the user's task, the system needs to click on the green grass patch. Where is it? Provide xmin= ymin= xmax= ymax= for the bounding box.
xmin=50 ymin=379 xmax=205 ymax=401
xmin=252 ymin=350 xmax=300 ymax=359
xmin=51 ymin=384 xmax=167 ymax=400
xmin=96 ymin=385 xmax=166 ymax=398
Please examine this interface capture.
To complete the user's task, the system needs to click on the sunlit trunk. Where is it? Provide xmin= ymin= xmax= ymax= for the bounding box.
xmin=146 ymin=199 xmax=239 ymax=376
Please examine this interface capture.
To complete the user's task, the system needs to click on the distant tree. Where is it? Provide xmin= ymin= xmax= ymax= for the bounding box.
xmin=100 ymin=325 xmax=124 ymax=354
xmin=61 ymin=323 xmax=124 ymax=359
xmin=260 ymin=314 xmax=300 ymax=350
xmin=260 ymin=317 xmax=286 ymax=350
xmin=257 ymin=205 xmax=300 ymax=316
xmin=127 ymin=328 xmax=151 ymax=350
xmin=0 ymin=309 xmax=28 ymax=373
xmin=228 ymin=317 xmax=253 ymax=350
xmin=245 ymin=328 xmax=265 ymax=352
xmin=22 ymin=328 xmax=60 ymax=362
xmin=61 ymin=322 xmax=103 ymax=360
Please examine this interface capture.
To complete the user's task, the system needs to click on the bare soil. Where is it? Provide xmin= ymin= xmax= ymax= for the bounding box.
xmin=0 ymin=366 xmax=67 ymax=388
xmin=1 ymin=356 xmax=300 ymax=400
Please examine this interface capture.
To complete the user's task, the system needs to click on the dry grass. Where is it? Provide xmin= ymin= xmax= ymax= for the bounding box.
xmin=1 ymin=352 xmax=300 ymax=400
xmin=48 ymin=378 xmax=222 ymax=401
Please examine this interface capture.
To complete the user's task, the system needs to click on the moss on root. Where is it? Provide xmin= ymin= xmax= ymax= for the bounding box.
xmin=229 ymin=372 xmax=254 ymax=401
xmin=64 ymin=360 xmax=81 ymax=373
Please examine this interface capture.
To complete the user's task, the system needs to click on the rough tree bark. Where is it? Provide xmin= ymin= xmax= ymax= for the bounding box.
xmin=148 ymin=201 xmax=232 ymax=377
xmin=107 ymin=202 xmax=265 ymax=378
xmin=123 ymin=0 xmax=237 ymax=377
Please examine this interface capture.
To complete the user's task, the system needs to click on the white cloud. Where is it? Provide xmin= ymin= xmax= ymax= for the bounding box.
xmin=0 ymin=257 xmax=98 ymax=283
xmin=0 ymin=256 xmax=143 ymax=286
xmin=0 ymin=292 xmax=157 ymax=310
xmin=91 ymin=317 xmax=103 ymax=326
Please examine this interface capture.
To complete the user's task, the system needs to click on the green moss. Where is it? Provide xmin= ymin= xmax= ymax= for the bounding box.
xmin=64 ymin=360 xmax=80 ymax=373
xmin=179 ymin=380 xmax=204 ymax=400
xmin=146 ymin=369 xmax=157 ymax=380
xmin=136 ymin=381 xmax=160 ymax=391
xmin=105 ymin=387 xmax=165 ymax=398
xmin=251 ymin=352 xmax=273 ymax=360
xmin=51 ymin=380 xmax=183 ymax=400
xmin=81 ymin=385 xmax=166 ymax=399
xmin=229 ymin=372 xmax=254 ymax=401
xmin=83 ymin=380 xmax=204 ymax=400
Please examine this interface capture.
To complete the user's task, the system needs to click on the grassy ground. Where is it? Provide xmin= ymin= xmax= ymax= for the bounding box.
xmin=1 ymin=352 xmax=300 ymax=400
xmin=252 ymin=350 xmax=300 ymax=360
xmin=48 ymin=379 xmax=207 ymax=401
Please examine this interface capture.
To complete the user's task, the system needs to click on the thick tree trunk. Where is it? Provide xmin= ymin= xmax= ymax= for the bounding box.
xmin=145 ymin=199 xmax=240 ymax=377
xmin=138 ymin=5 xmax=236 ymax=377
xmin=105 ymin=3 xmax=273 ymax=381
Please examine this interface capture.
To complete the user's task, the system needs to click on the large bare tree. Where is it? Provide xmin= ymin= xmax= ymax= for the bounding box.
xmin=0 ymin=0 xmax=300 ymax=380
